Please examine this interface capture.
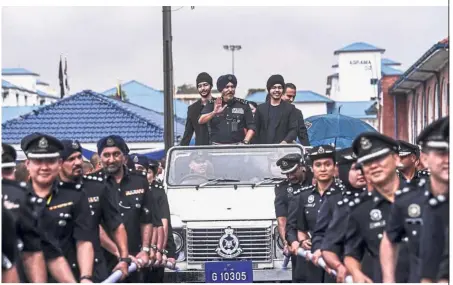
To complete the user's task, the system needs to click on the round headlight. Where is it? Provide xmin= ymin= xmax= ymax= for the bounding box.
xmin=173 ymin=232 xmax=184 ymax=253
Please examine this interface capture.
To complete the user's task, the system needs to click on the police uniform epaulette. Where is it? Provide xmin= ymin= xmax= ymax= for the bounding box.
xmin=337 ymin=196 xmax=351 ymax=207
xmin=150 ymin=182 xmax=165 ymax=190
xmin=233 ymin=97 xmax=248 ymax=105
xmin=418 ymin=170 xmax=430 ymax=177
xmin=83 ymin=174 xmax=104 ymax=183
xmin=325 ymin=186 xmax=338 ymax=196
xmin=207 ymin=98 xmax=215 ymax=104
xmin=395 ymin=186 xmax=413 ymax=196
xmin=291 ymin=184 xmax=313 ymax=196
xmin=428 ymin=194 xmax=447 ymax=207
xmin=347 ymin=192 xmax=372 ymax=208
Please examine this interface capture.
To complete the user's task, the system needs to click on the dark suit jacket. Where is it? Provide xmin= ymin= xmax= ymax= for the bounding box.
xmin=293 ymin=108 xmax=310 ymax=146
xmin=254 ymin=100 xmax=298 ymax=144
xmin=180 ymin=99 xmax=210 ymax=146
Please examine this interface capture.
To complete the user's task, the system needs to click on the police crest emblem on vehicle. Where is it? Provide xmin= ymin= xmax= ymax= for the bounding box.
xmin=408 ymin=204 xmax=421 ymax=218
xmin=308 ymin=195 xmax=315 ymax=203
xmin=215 ymin=227 xmax=243 ymax=258
xmin=370 ymin=209 xmax=382 ymax=221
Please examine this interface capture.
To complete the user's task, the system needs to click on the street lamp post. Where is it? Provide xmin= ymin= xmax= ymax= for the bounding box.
xmin=163 ymin=6 xmax=174 ymax=152
xmin=223 ymin=45 xmax=242 ymax=75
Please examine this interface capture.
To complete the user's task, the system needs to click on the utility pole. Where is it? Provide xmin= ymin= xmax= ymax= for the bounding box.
xmin=223 ymin=45 xmax=242 ymax=75
xmin=163 ymin=6 xmax=174 ymax=152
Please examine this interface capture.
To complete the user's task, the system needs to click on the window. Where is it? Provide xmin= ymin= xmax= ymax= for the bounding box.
xmin=413 ymin=93 xmax=418 ymax=142
xmin=370 ymin=78 xmax=378 ymax=85
xmin=427 ymin=87 xmax=433 ymax=124
xmin=24 ymin=95 xmax=28 ymax=106
xmin=442 ymin=80 xmax=448 ymax=116
xmin=434 ymin=82 xmax=439 ymax=120
xmin=40 ymin=99 xmax=45 ymax=105
xmin=2 ymin=91 xmax=8 ymax=102
xmin=16 ymin=93 xmax=19 ymax=106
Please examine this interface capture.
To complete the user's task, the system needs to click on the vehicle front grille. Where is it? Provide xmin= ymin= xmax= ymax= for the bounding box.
xmin=186 ymin=226 xmax=273 ymax=264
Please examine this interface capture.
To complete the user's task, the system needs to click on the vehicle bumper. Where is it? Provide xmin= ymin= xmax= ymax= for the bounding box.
xmin=164 ymin=268 xmax=292 ymax=283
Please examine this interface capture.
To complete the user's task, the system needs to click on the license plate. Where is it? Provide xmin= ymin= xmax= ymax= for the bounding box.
xmin=205 ymin=261 xmax=253 ymax=283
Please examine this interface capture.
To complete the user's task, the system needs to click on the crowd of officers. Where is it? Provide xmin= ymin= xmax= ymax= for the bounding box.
xmin=274 ymin=116 xmax=449 ymax=283
xmin=2 ymin=134 xmax=174 ymax=283
xmin=1 ymin=69 xmax=449 ymax=284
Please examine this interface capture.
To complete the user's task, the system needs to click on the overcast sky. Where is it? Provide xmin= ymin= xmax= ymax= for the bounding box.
xmin=2 ymin=6 xmax=448 ymax=98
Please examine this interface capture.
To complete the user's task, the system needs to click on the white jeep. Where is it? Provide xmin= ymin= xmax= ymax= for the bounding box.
xmin=163 ymin=144 xmax=307 ymax=282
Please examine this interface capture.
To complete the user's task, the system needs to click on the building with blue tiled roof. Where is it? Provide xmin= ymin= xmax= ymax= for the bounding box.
xmin=2 ymin=68 xmax=59 ymax=107
xmin=102 ymin=80 xmax=189 ymax=119
xmin=326 ymin=41 xmax=403 ymax=106
xmin=2 ymin=90 xmax=186 ymax=157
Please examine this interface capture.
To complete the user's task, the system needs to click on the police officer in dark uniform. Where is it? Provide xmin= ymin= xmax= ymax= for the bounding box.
xmin=20 ymin=133 xmax=95 ymax=283
xmin=2 ymin=207 xmax=20 ymax=283
xmin=93 ymin=135 xmax=164 ymax=282
xmin=58 ymin=140 xmax=130 ymax=282
xmin=286 ymin=145 xmax=339 ymax=283
xmin=198 ymin=74 xmax=256 ymax=145
xmin=343 ymin=132 xmax=409 ymax=283
xmin=273 ymin=153 xmax=310 ymax=281
xmin=320 ymin=147 xmax=370 ymax=283
xmin=140 ymin=158 xmax=178 ymax=282
xmin=416 ymin=117 xmax=449 ymax=282
xmin=396 ymin=140 xmax=429 ymax=187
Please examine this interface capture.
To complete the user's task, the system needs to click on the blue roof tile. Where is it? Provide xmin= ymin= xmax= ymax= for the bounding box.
xmin=101 ymin=80 xmax=189 ymax=119
xmin=2 ymin=68 xmax=40 ymax=76
xmin=2 ymin=90 xmax=186 ymax=144
xmin=334 ymin=42 xmax=385 ymax=55
xmin=36 ymin=80 xmax=49 ymax=86
xmin=246 ymin=90 xmax=333 ymax=104
xmin=381 ymin=58 xmax=401 ymax=66
xmin=2 ymin=106 xmax=41 ymax=123
xmin=329 ymin=101 xmax=377 ymax=119
xmin=381 ymin=65 xmax=403 ymax=76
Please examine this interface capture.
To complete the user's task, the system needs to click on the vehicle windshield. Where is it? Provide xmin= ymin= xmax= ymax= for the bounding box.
xmin=165 ymin=144 xmax=306 ymax=187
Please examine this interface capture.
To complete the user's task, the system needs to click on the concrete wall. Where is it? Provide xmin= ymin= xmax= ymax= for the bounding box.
xmin=338 ymin=51 xmax=382 ymax=101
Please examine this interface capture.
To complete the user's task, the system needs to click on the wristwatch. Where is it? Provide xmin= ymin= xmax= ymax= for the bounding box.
xmin=158 ymin=248 xmax=168 ymax=255
xmin=119 ymin=257 xmax=132 ymax=265
xmin=150 ymin=244 xmax=158 ymax=251
xmin=141 ymin=246 xmax=150 ymax=253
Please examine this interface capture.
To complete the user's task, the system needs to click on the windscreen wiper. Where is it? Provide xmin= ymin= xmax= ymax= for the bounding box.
xmin=196 ymin=178 xmax=240 ymax=190
xmin=252 ymin=177 xmax=285 ymax=188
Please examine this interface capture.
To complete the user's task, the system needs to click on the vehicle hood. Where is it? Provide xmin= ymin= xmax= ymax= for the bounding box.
xmin=167 ymin=186 xmax=276 ymax=221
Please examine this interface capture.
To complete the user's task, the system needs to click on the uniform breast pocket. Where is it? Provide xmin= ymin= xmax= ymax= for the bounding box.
xmin=122 ymin=191 xmax=145 ymax=211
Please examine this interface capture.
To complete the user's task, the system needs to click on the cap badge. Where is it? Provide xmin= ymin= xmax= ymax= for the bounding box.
xmin=228 ymin=75 xmax=233 ymax=81
xmin=360 ymin=137 xmax=372 ymax=150
xmin=106 ymin=138 xmax=115 ymax=147
xmin=72 ymin=141 xmax=79 ymax=149
xmin=133 ymin=156 xmax=139 ymax=163
xmin=318 ymin=146 xmax=325 ymax=154
xmin=38 ymin=137 xmax=48 ymax=149
xmin=282 ymin=160 xmax=288 ymax=167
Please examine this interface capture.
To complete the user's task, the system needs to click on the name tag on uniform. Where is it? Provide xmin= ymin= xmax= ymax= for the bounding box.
xmin=3 ymin=200 xmax=20 ymax=210
xmin=232 ymin=108 xmax=244 ymax=114
xmin=88 ymin=196 xmax=99 ymax=203
xmin=125 ymin=189 xmax=145 ymax=196
xmin=49 ymin=201 xmax=73 ymax=211
xmin=369 ymin=220 xmax=386 ymax=229
xmin=304 ymin=203 xmax=316 ymax=208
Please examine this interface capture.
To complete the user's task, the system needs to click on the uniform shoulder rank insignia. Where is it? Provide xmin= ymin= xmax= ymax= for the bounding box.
xmin=234 ymin=97 xmax=248 ymax=105
xmin=429 ymin=194 xmax=447 ymax=207
xmin=396 ymin=187 xmax=412 ymax=196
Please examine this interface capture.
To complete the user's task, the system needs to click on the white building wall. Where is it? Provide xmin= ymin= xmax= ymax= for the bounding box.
xmin=2 ymin=75 xmax=37 ymax=92
xmin=293 ymin=102 xmax=327 ymax=118
xmin=329 ymin=77 xmax=340 ymax=101
xmin=338 ymin=51 xmax=382 ymax=101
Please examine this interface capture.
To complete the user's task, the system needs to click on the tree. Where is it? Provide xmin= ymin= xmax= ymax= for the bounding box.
xmin=177 ymin=84 xmax=197 ymax=94
xmin=246 ymin=88 xmax=265 ymax=97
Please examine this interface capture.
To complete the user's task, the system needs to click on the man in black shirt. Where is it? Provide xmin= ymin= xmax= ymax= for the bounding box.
xmin=199 ymin=74 xmax=256 ymax=144
xmin=397 ymin=140 xmax=429 ymax=187
xmin=255 ymin=75 xmax=298 ymax=144
xmin=180 ymin=72 xmax=214 ymax=145
xmin=282 ymin=83 xmax=310 ymax=146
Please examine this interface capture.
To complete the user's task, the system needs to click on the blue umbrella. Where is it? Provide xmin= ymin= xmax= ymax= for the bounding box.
xmin=304 ymin=114 xmax=377 ymax=149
